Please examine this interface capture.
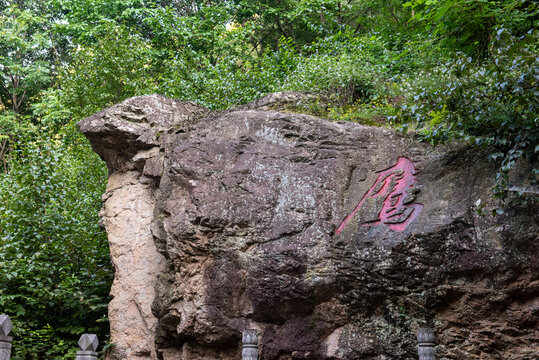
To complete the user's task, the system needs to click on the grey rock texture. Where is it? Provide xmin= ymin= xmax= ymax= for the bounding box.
xmin=0 ymin=315 xmax=12 ymax=360
xmin=76 ymin=333 xmax=99 ymax=360
xmin=79 ymin=93 xmax=538 ymax=360
xmin=0 ymin=315 xmax=12 ymax=337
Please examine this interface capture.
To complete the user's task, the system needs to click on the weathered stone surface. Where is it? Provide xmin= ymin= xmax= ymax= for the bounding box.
xmin=0 ymin=316 xmax=12 ymax=337
xmin=76 ymin=334 xmax=99 ymax=360
xmin=242 ymin=330 xmax=259 ymax=360
xmin=79 ymin=93 xmax=538 ymax=360
xmin=0 ymin=315 xmax=12 ymax=360
xmin=78 ymin=334 xmax=99 ymax=352
xmin=79 ymin=94 xmax=207 ymax=174
xmin=0 ymin=342 xmax=11 ymax=360
xmin=417 ymin=328 xmax=436 ymax=360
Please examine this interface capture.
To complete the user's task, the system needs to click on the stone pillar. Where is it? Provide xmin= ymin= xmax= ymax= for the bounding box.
xmin=242 ymin=330 xmax=258 ymax=360
xmin=101 ymin=172 xmax=166 ymax=359
xmin=76 ymin=334 xmax=99 ymax=360
xmin=0 ymin=315 xmax=13 ymax=360
xmin=417 ymin=328 xmax=436 ymax=360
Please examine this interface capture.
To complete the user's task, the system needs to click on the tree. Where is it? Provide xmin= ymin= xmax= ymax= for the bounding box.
xmin=403 ymin=0 xmax=537 ymax=57
xmin=0 ymin=2 xmax=53 ymax=170
xmin=58 ymin=26 xmax=155 ymax=119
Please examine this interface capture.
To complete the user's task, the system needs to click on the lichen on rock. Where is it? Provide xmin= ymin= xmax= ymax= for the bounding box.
xmin=79 ymin=92 xmax=538 ymax=360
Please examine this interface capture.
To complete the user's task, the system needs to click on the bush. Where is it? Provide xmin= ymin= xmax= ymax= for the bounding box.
xmin=0 ymin=133 xmax=112 ymax=359
xmin=281 ymin=33 xmax=387 ymax=105
xmin=397 ymin=28 xmax=538 ymax=197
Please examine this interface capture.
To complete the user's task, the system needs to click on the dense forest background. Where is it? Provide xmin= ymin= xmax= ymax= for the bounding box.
xmin=0 ymin=0 xmax=536 ymax=358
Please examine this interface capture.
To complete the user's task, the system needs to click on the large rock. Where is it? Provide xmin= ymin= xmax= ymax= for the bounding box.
xmin=79 ymin=93 xmax=538 ymax=360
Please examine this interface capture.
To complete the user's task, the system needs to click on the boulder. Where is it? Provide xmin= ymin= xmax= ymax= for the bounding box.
xmin=79 ymin=93 xmax=538 ymax=360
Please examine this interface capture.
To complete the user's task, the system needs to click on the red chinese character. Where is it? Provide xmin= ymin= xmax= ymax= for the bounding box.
xmin=337 ymin=157 xmax=423 ymax=234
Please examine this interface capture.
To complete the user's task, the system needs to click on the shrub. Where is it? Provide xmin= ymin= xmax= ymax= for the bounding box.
xmin=398 ymin=28 xmax=538 ymax=197
xmin=0 ymin=133 xmax=112 ymax=359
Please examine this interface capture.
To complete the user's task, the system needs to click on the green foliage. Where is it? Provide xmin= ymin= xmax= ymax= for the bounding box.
xmin=155 ymin=36 xmax=297 ymax=109
xmin=0 ymin=2 xmax=54 ymax=168
xmin=0 ymin=3 xmax=52 ymax=115
xmin=58 ymin=25 xmax=156 ymax=119
xmin=281 ymin=32 xmax=387 ymax=105
xmin=398 ymin=28 xmax=538 ymax=196
xmin=404 ymin=0 xmax=537 ymax=57
xmin=349 ymin=0 xmax=412 ymax=36
xmin=0 ymin=131 xmax=112 ymax=359
xmin=49 ymin=0 xmax=158 ymax=45
xmin=231 ymin=0 xmax=346 ymax=50
xmin=327 ymin=95 xmax=402 ymax=126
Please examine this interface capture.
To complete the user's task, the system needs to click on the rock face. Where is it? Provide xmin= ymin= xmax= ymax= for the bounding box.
xmin=79 ymin=93 xmax=538 ymax=360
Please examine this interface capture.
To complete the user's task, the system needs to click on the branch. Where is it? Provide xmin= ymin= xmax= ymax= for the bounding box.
xmin=16 ymin=89 xmax=26 ymax=110
xmin=386 ymin=4 xmax=401 ymax=26
xmin=0 ymin=138 xmax=7 ymax=174
xmin=320 ymin=8 xmax=326 ymax=25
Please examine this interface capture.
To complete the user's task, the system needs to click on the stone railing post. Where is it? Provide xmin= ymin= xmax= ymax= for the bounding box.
xmin=242 ymin=329 xmax=258 ymax=360
xmin=417 ymin=327 xmax=436 ymax=360
xmin=0 ymin=315 xmax=13 ymax=360
xmin=76 ymin=334 xmax=99 ymax=360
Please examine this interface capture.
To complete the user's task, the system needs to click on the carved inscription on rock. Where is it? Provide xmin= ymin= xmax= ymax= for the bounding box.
xmin=337 ymin=157 xmax=422 ymax=233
